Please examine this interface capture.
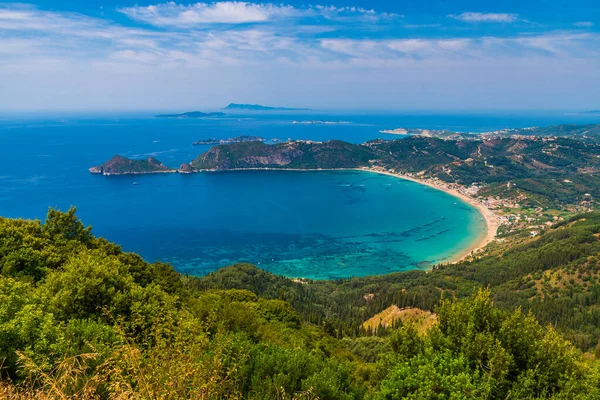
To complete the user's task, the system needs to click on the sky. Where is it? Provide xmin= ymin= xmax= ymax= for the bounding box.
xmin=0 ymin=1 xmax=599 ymax=111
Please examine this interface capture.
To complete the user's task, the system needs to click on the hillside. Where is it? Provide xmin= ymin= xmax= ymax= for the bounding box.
xmin=1 ymin=208 xmax=600 ymax=398
xmin=371 ymin=136 xmax=600 ymax=206
xmin=191 ymin=140 xmax=376 ymax=170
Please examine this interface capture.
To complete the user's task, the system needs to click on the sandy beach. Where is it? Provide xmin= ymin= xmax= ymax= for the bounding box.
xmin=357 ymin=167 xmax=499 ymax=264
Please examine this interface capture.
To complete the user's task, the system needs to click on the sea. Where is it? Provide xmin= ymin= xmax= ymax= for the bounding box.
xmin=1 ymin=110 xmax=598 ymax=279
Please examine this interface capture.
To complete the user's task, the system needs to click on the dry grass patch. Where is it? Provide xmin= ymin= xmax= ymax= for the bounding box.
xmin=362 ymin=306 xmax=437 ymax=334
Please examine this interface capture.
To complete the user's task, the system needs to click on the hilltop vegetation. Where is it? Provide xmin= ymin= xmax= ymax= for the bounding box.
xmin=1 ymin=208 xmax=600 ymax=398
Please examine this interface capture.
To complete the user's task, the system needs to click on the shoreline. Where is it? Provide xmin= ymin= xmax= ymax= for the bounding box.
xmin=355 ymin=168 xmax=498 ymax=264
xmin=200 ymin=167 xmax=499 ymax=264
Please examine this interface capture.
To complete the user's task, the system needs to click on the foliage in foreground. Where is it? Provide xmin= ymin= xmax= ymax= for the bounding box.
xmin=0 ymin=208 xmax=599 ymax=399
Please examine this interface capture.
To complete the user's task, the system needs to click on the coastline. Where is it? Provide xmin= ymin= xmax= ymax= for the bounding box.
xmin=355 ymin=168 xmax=498 ymax=264
xmin=200 ymin=166 xmax=499 ymax=264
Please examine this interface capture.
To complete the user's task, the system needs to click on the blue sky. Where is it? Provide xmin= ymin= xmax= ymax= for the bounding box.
xmin=0 ymin=1 xmax=599 ymax=111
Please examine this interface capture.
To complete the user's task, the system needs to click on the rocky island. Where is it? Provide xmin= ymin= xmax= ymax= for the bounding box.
xmin=192 ymin=135 xmax=264 ymax=145
xmin=89 ymin=155 xmax=176 ymax=175
xmin=156 ymin=111 xmax=226 ymax=118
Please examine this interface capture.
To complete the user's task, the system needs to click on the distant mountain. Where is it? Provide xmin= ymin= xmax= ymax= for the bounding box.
xmin=223 ymin=103 xmax=310 ymax=111
xmin=155 ymin=111 xmax=226 ymax=118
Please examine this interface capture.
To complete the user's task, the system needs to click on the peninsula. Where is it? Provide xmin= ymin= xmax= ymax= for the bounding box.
xmin=223 ymin=103 xmax=310 ymax=111
xmin=155 ymin=111 xmax=226 ymax=118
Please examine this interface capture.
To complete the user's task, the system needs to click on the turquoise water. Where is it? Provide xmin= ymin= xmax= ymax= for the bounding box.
xmin=1 ymin=111 xmax=598 ymax=279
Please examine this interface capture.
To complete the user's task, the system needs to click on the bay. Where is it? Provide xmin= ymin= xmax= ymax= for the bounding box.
xmin=1 ymin=111 xmax=597 ymax=279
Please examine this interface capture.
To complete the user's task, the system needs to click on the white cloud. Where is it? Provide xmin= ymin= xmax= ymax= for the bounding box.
xmin=118 ymin=2 xmax=400 ymax=27
xmin=574 ymin=21 xmax=593 ymax=27
xmin=313 ymin=5 xmax=400 ymax=20
xmin=449 ymin=12 xmax=519 ymax=23
xmin=118 ymin=2 xmax=296 ymax=26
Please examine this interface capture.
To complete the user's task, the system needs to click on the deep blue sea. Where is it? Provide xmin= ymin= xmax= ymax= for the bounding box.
xmin=1 ymin=110 xmax=598 ymax=279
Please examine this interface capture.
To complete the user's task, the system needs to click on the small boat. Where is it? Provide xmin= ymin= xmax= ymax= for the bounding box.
xmin=133 ymin=182 xmax=140 ymax=186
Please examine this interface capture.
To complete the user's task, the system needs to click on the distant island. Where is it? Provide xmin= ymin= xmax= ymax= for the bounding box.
xmin=580 ymin=110 xmax=600 ymax=115
xmin=89 ymin=155 xmax=175 ymax=176
xmin=193 ymin=135 xmax=264 ymax=146
xmin=155 ymin=111 xmax=226 ymax=118
xmin=223 ymin=103 xmax=310 ymax=111
xmin=293 ymin=120 xmax=349 ymax=125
